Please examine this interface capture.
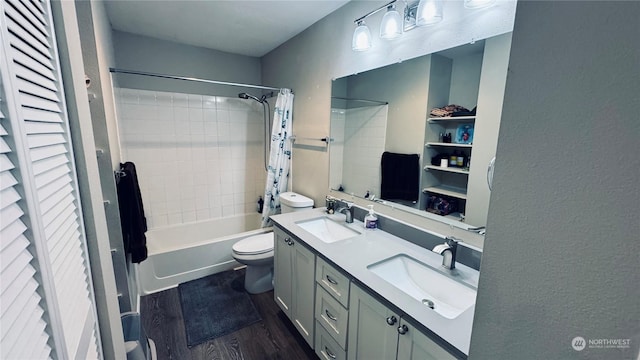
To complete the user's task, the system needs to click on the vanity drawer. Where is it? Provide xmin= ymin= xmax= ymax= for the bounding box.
xmin=316 ymin=257 xmax=350 ymax=308
xmin=316 ymin=286 xmax=348 ymax=349
xmin=315 ymin=321 xmax=347 ymax=360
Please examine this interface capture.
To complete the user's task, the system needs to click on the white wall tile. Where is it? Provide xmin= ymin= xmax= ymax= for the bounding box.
xmin=168 ymin=213 xmax=183 ymax=226
xmin=203 ymin=96 xmax=217 ymax=109
xmin=117 ymin=88 xmax=267 ymax=230
xmin=183 ymin=211 xmax=197 ymax=223
xmin=188 ymin=94 xmax=203 ymax=108
xmin=173 ymin=93 xmax=189 ymax=107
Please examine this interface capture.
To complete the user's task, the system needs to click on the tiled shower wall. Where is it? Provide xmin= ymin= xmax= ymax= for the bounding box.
xmin=330 ymin=105 xmax=388 ymax=198
xmin=115 ymin=88 xmax=266 ymax=229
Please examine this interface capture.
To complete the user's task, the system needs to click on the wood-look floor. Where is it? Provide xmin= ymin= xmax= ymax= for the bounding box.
xmin=140 ymin=279 xmax=318 ymax=360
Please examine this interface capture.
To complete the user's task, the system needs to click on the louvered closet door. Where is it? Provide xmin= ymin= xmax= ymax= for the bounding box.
xmin=0 ymin=85 xmax=52 ymax=360
xmin=0 ymin=0 xmax=101 ymax=359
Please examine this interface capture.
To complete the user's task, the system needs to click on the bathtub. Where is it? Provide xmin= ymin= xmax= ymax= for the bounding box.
xmin=136 ymin=213 xmax=270 ymax=295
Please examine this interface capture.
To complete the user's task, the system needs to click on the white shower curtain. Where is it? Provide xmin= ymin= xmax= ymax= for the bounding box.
xmin=261 ymin=89 xmax=294 ymax=227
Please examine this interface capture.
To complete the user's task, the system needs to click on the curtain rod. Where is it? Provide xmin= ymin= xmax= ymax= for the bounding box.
xmin=331 ymin=96 xmax=388 ymax=105
xmin=109 ymin=68 xmax=284 ymax=92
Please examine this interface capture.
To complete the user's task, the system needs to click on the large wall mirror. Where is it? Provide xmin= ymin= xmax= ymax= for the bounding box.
xmin=329 ymin=33 xmax=512 ymax=231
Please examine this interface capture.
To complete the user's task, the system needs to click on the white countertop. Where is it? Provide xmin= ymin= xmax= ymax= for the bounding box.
xmin=270 ymin=208 xmax=479 ymax=356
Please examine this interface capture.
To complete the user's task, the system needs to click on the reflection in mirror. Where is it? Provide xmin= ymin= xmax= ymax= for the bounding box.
xmin=329 ymin=34 xmax=512 ymax=230
xmin=329 ymin=96 xmax=389 ymax=201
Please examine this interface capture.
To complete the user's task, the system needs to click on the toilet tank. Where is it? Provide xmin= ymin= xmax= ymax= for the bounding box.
xmin=280 ymin=192 xmax=314 ymax=213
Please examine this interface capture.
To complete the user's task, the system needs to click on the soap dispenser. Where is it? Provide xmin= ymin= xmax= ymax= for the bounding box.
xmin=364 ymin=205 xmax=378 ymax=230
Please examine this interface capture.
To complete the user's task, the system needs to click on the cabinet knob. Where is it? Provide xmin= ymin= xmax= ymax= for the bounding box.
xmin=386 ymin=316 xmax=397 ymax=326
xmin=397 ymin=324 xmax=409 ymax=335
xmin=284 ymin=238 xmax=294 ymax=246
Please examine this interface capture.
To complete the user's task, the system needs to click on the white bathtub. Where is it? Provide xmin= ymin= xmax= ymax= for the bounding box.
xmin=136 ymin=213 xmax=270 ymax=295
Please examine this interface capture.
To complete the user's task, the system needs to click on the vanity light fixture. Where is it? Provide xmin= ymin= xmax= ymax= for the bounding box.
xmin=380 ymin=4 xmax=403 ymax=40
xmin=352 ymin=0 xmax=398 ymax=51
xmin=352 ymin=20 xmax=372 ymax=51
xmin=352 ymin=0 xmax=496 ymax=51
xmin=416 ymin=0 xmax=444 ymax=26
xmin=464 ymin=0 xmax=497 ymax=9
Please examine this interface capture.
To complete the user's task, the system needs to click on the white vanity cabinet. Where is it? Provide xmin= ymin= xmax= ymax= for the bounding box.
xmin=348 ymin=284 xmax=457 ymax=360
xmin=315 ymin=257 xmax=351 ymax=359
xmin=273 ymin=226 xmax=316 ymax=347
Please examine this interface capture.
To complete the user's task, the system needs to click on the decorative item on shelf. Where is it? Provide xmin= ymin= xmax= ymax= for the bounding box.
xmin=455 ymin=124 xmax=474 ymax=144
xmin=456 ymin=151 xmax=465 ymax=167
xmin=426 ymin=195 xmax=458 ymax=216
xmin=432 ymin=154 xmax=443 ymax=166
xmin=443 ymin=132 xmax=452 ymax=143
xmin=449 ymin=153 xmax=457 ymax=167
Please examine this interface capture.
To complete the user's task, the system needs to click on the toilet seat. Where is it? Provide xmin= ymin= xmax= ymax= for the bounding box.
xmin=232 ymin=232 xmax=274 ymax=256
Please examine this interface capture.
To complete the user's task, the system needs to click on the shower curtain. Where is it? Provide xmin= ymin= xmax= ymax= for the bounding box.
xmin=261 ymin=89 xmax=294 ymax=227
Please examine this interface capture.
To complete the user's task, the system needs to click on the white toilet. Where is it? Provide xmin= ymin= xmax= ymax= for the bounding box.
xmin=232 ymin=192 xmax=314 ymax=294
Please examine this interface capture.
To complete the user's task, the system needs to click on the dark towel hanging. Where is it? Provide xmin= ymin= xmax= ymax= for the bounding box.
xmin=116 ymin=162 xmax=148 ymax=263
xmin=380 ymin=152 xmax=420 ymax=202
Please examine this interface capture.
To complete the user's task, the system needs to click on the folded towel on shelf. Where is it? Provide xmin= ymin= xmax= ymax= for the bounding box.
xmin=380 ymin=152 xmax=420 ymax=202
xmin=430 ymin=104 xmax=476 ymax=117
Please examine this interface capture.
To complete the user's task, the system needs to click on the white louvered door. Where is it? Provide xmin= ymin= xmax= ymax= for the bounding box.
xmin=0 ymin=0 xmax=101 ymax=359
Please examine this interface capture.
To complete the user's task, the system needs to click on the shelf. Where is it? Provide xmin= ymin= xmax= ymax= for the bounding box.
xmin=424 ymin=165 xmax=469 ymax=175
xmin=425 ymin=142 xmax=473 ymax=148
xmin=427 ymin=116 xmax=475 ymax=123
xmin=422 ymin=185 xmax=468 ymax=200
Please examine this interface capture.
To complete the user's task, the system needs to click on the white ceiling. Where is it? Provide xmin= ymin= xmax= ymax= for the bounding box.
xmin=104 ymin=0 xmax=351 ymax=58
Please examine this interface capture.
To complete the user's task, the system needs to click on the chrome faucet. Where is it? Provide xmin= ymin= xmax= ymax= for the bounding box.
xmin=433 ymin=237 xmax=460 ymax=270
xmin=336 ymin=206 xmax=354 ymax=223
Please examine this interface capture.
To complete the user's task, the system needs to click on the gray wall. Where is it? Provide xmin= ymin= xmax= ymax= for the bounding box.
xmin=470 ymin=2 xmax=640 ymax=359
xmin=448 ymin=52 xmax=482 ymax=110
xmin=111 ymin=30 xmax=262 ymax=97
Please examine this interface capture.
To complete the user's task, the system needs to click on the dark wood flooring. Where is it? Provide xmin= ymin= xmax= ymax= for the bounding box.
xmin=140 ymin=271 xmax=318 ymax=360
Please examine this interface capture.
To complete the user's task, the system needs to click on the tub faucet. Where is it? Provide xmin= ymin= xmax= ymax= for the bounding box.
xmin=433 ymin=237 xmax=461 ymax=270
xmin=336 ymin=206 xmax=354 ymax=223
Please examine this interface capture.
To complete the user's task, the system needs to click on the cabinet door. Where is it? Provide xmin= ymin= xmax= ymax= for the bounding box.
xmin=348 ymin=284 xmax=399 ymax=360
xmin=291 ymin=239 xmax=316 ymax=347
xmin=396 ymin=319 xmax=456 ymax=360
xmin=273 ymin=228 xmax=293 ymax=318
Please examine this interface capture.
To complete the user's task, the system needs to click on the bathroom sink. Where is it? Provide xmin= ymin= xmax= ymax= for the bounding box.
xmin=368 ymin=254 xmax=476 ymax=319
xmin=296 ymin=217 xmax=361 ymax=243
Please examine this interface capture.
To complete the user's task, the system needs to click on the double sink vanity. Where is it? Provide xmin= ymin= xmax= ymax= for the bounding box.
xmin=270 ymin=205 xmax=480 ymax=360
